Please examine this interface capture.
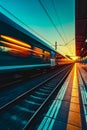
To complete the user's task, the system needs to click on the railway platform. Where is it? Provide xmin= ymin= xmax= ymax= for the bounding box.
xmin=36 ymin=63 xmax=87 ymax=130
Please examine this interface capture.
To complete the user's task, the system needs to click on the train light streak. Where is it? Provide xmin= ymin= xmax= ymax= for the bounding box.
xmin=33 ymin=47 xmax=43 ymax=57
xmin=33 ymin=47 xmax=43 ymax=54
xmin=1 ymin=41 xmax=30 ymax=51
xmin=0 ymin=46 xmax=11 ymax=52
xmin=0 ymin=41 xmax=31 ymax=57
xmin=0 ymin=45 xmax=24 ymax=55
xmin=44 ymin=51 xmax=50 ymax=57
xmin=0 ymin=35 xmax=31 ymax=48
xmin=9 ymin=48 xmax=31 ymax=57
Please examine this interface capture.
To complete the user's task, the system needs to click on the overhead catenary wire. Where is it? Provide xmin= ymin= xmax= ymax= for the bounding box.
xmin=39 ymin=0 xmax=74 ymax=55
xmin=64 ymin=38 xmax=74 ymax=46
xmin=50 ymin=0 xmax=75 ymax=55
xmin=38 ymin=0 xmax=74 ymax=56
xmin=51 ymin=0 xmax=68 ymax=42
xmin=38 ymin=0 xmax=66 ymax=45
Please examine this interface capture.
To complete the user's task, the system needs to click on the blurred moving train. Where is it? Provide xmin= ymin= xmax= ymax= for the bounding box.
xmin=0 ymin=13 xmax=64 ymax=73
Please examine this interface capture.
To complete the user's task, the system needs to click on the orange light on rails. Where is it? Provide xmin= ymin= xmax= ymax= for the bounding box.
xmin=0 ymin=35 xmax=31 ymax=48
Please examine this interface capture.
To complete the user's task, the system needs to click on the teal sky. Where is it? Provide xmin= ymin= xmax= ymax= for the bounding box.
xmin=0 ymin=0 xmax=75 ymax=56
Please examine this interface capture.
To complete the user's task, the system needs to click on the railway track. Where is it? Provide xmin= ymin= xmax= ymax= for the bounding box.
xmin=0 ymin=65 xmax=72 ymax=108
xmin=0 ymin=65 xmax=73 ymax=130
xmin=0 ymin=65 xmax=65 ymax=90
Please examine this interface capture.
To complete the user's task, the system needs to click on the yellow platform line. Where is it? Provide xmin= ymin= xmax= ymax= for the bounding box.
xmin=66 ymin=64 xmax=82 ymax=130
